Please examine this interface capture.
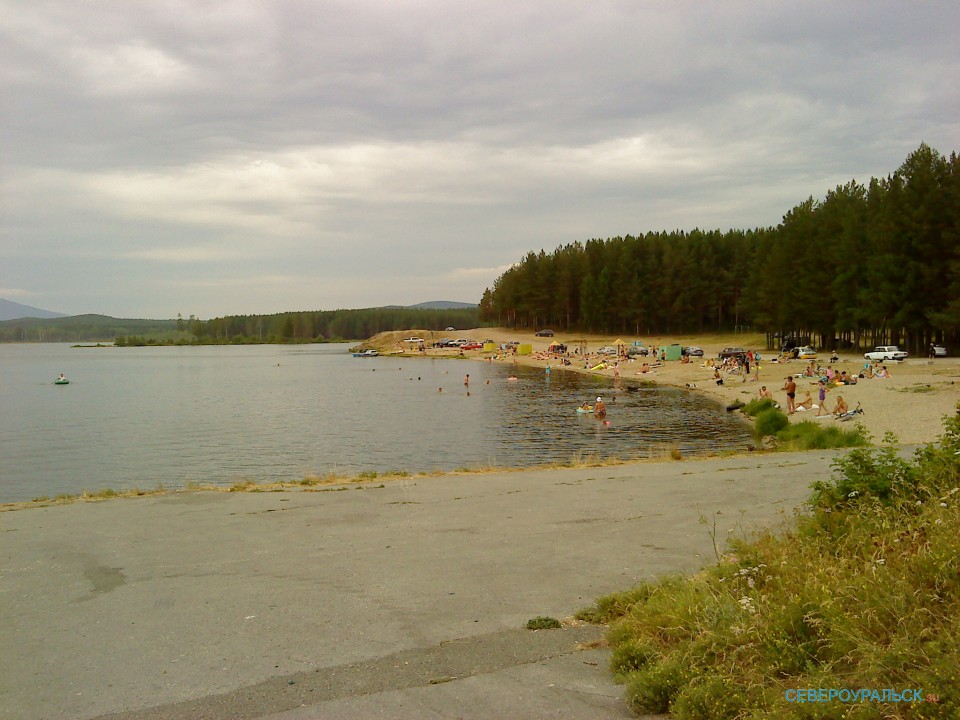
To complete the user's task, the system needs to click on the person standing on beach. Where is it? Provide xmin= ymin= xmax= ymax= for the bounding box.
xmin=816 ymin=380 xmax=829 ymax=416
xmin=782 ymin=376 xmax=797 ymax=414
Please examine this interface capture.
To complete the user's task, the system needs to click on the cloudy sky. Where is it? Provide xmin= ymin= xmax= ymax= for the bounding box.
xmin=2 ymin=1 xmax=958 ymax=319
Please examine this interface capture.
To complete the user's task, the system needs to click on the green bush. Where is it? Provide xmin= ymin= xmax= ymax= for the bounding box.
xmin=624 ymin=657 xmax=687 ymax=715
xmin=741 ymin=398 xmax=777 ymax=417
xmin=671 ymin=676 xmax=749 ymax=720
xmin=810 ymin=437 xmax=917 ymax=512
xmin=754 ymin=406 xmax=788 ymax=436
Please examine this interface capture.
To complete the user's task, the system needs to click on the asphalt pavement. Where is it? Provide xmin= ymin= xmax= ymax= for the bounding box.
xmin=0 ymin=450 xmax=843 ymax=719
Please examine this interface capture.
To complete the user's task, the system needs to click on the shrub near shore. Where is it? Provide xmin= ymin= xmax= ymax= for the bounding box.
xmin=741 ymin=398 xmax=867 ymax=451
xmin=578 ymin=415 xmax=960 ymax=719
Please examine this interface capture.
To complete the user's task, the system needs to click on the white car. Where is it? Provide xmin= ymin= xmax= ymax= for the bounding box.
xmin=930 ymin=344 xmax=947 ymax=358
xmin=597 ymin=346 xmax=619 ymax=355
xmin=864 ymin=345 xmax=908 ymax=361
xmin=403 ymin=337 xmax=424 ymax=343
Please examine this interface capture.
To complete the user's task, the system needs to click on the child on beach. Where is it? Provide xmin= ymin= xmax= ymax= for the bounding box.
xmin=816 ymin=380 xmax=829 ymax=416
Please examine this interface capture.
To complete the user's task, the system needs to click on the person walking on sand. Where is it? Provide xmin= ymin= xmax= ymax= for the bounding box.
xmin=816 ymin=380 xmax=829 ymax=416
xmin=782 ymin=376 xmax=797 ymax=414
xmin=594 ymin=396 xmax=607 ymax=418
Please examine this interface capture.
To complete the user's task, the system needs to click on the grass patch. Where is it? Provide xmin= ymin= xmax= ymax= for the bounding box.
xmin=897 ymin=383 xmax=937 ymax=393
xmin=775 ymin=420 xmax=868 ymax=451
xmin=580 ymin=419 xmax=960 ymax=718
xmin=743 ymin=401 xmax=867 ymax=451
xmin=526 ymin=616 xmax=563 ymax=630
xmin=229 ymin=480 xmax=260 ymax=492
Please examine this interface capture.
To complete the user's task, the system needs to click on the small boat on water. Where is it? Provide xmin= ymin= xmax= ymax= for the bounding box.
xmin=54 ymin=377 xmax=70 ymax=385
xmin=352 ymin=349 xmax=379 ymax=358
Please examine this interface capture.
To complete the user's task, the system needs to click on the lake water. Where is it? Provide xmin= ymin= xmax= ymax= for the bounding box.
xmin=0 ymin=343 xmax=752 ymax=503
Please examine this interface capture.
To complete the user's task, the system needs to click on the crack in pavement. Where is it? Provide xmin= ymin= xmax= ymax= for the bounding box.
xmin=91 ymin=625 xmax=606 ymax=720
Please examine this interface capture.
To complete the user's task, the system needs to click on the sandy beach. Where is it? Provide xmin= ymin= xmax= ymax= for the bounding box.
xmin=368 ymin=329 xmax=960 ymax=447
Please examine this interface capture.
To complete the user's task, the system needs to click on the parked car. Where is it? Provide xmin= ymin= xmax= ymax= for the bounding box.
xmin=718 ymin=346 xmax=745 ymax=359
xmin=597 ymin=345 xmax=618 ymax=355
xmin=403 ymin=337 xmax=424 ymax=343
xmin=864 ymin=345 xmax=908 ymax=361
xmin=460 ymin=342 xmax=483 ymax=350
xmin=795 ymin=346 xmax=818 ymax=359
xmin=444 ymin=327 xmax=456 ymax=331
xmin=534 ymin=329 xmax=555 ymax=337
xmin=930 ymin=344 xmax=948 ymax=358
xmin=626 ymin=345 xmax=649 ymax=357
xmin=682 ymin=346 xmax=704 ymax=357
xmin=780 ymin=335 xmax=811 ymax=354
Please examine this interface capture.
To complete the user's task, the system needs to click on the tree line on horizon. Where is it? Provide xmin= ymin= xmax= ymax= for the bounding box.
xmin=0 ymin=307 xmax=481 ymax=344
xmin=478 ymin=144 xmax=960 ymax=355
xmin=184 ymin=306 xmax=481 ymax=344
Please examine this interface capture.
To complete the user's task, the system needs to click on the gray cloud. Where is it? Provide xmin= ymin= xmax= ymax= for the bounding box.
xmin=1 ymin=0 xmax=958 ymax=317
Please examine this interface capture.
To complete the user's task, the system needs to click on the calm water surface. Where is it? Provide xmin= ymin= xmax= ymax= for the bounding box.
xmin=0 ymin=343 xmax=752 ymax=502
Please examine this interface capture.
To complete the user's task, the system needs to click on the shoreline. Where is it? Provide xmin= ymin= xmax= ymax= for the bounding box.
xmin=365 ymin=328 xmax=960 ymax=447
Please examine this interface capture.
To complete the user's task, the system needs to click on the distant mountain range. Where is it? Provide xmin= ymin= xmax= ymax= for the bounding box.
xmin=0 ymin=298 xmax=67 ymax=321
xmin=0 ymin=298 xmax=475 ymax=322
xmin=405 ymin=300 xmax=477 ymax=310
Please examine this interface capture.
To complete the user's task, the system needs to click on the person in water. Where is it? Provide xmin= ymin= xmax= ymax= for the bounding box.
xmin=594 ymin=396 xmax=607 ymax=417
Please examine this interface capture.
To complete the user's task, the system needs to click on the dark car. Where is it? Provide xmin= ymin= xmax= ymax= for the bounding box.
xmin=780 ymin=335 xmax=811 ymax=354
xmin=534 ymin=329 xmax=555 ymax=337
xmin=682 ymin=346 xmax=704 ymax=357
xmin=718 ymin=346 xmax=745 ymax=359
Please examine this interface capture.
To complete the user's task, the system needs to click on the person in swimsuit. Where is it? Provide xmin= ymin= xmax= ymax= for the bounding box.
xmin=816 ymin=380 xmax=829 ymax=416
xmin=594 ymin=397 xmax=606 ymax=418
xmin=782 ymin=376 xmax=797 ymax=413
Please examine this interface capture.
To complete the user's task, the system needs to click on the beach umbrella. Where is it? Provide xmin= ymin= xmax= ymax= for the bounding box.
xmin=614 ymin=338 xmax=625 ymax=345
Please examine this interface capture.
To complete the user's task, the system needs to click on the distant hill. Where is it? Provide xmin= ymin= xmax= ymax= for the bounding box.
xmin=406 ymin=301 xmax=477 ymax=310
xmin=0 ymin=298 xmax=67 ymax=321
xmin=0 ymin=314 xmax=179 ymax=343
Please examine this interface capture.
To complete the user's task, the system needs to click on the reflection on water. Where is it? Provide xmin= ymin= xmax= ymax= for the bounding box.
xmin=0 ymin=343 xmax=752 ymax=502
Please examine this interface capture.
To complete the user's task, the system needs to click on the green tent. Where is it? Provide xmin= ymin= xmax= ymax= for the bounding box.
xmin=663 ymin=343 xmax=683 ymax=361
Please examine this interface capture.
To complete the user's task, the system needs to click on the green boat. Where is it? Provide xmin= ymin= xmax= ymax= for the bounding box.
xmin=54 ymin=378 xmax=70 ymax=385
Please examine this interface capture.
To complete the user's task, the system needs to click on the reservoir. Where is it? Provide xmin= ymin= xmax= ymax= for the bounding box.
xmin=0 ymin=343 xmax=753 ymax=503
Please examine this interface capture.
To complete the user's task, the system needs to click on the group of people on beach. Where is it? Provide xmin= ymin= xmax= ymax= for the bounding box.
xmin=770 ymin=376 xmax=849 ymax=417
